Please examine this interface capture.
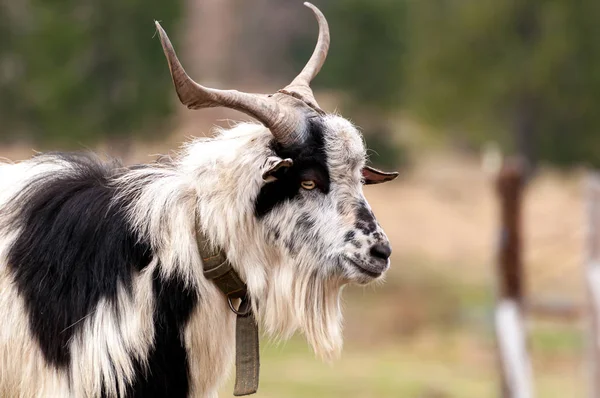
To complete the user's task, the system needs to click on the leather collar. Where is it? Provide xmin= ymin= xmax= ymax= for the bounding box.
xmin=195 ymin=223 xmax=260 ymax=396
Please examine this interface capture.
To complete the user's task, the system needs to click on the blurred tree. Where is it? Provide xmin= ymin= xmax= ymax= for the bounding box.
xmin=290 ymin=0 xmax=409 ymax=169
xmin=408 ymin=0 xmax=600 ymax=168
xmin=0 ymin=0 xmax=181 ymax=148
xmin=315 ymin=0 xmax=407 ymax=111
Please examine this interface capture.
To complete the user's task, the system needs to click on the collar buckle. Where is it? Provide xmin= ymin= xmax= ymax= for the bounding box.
xmin=228 ymin=295 xmax=253 ymax=317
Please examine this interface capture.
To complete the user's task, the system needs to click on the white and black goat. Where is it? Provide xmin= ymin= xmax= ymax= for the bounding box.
xmin=0 ymin=3 xmax=398 ymax=397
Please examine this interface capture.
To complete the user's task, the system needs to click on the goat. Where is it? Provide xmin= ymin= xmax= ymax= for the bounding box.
xmin=0 ymin=3 xmax=398 ymax=397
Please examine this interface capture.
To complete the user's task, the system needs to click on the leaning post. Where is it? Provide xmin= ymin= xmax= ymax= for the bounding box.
xmin=494 ymin=158 xmax=533 ymax=398
xmin=585 ymin=172 xmax=600 ymax=398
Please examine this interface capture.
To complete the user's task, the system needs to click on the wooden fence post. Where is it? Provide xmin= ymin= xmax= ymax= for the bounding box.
xmin=495 ymin=158 xmax=533 ymax=398
xmin=585 ymin=173 xmax=600 ymax=398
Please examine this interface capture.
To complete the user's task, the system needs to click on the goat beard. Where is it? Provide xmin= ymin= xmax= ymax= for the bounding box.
xmin=257 ymin=264 xmax=344 ymax=362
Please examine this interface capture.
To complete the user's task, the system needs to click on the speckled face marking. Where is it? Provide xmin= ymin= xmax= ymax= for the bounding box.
xmin=354 ymin=202 xmax=378 ymax=235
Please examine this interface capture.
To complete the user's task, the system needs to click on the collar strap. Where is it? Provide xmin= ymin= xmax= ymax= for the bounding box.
xmin=196 ymin=226 xmax=260 ymax=396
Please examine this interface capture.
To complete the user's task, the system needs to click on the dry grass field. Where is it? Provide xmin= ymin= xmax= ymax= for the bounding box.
xmin=0 ymin=134 xmax=588 ymax=397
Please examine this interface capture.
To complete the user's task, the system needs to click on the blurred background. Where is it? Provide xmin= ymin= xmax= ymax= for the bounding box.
xmin=1 ymin=0 xmax=597 ymax=396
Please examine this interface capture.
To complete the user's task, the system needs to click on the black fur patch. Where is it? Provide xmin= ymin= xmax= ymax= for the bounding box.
xmin=5 ymin=153 xmax=199 ymax=396
xmin=295 ymin=212 xmax=316 ymax=232
xmin=126 ymin=269 xmax=197 ymax=398
xmin=254 ymin=119 xmax=330 ymax=218
xmin=283 ymin=212 xmax=318 ymax=257
xmin=344 ymin=231 xmax=356 ymax=242
xmin=5 ymin=153 xmax=153 ymax=368
xmin=354 ymin=202 xmax=378 ymax=235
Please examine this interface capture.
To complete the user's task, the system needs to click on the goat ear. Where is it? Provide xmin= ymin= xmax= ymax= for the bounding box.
xmin=262 ymin=156 xmax=294 ymax=182
xmin=362 ymin=165 xmax=399 ymax=185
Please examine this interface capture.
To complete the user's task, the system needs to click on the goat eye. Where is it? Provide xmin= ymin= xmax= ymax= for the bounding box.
xmin=301 ymin=180 xmax=316 ymax=190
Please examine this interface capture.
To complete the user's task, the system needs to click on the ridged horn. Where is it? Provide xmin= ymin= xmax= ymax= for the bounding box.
xmin=155 ymin=21 xmax=303 ymax=144
xmin=280 ymin=2 xmax=330 ymax=109
xmin=155 ymin=2 xmax=331 ymax=144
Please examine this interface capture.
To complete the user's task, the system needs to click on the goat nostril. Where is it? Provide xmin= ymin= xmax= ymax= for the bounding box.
xmin=370 ymin=243 xmax=391 ymax=261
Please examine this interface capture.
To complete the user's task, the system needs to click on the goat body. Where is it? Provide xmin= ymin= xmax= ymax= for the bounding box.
xmin=0 ymin=119 xmax=394 ymax=397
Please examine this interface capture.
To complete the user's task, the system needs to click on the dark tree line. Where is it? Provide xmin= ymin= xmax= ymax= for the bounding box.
xmin=2 ymin=0 xmax=600 ymax=169
xmin=0 ymin=0 xmax=181 ymax=147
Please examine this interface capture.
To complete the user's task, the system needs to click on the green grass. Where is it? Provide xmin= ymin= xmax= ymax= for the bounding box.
xmin=220 ymin=329 xmax=585 ymax=398
xmin=221 ymin=335 xmax=495 ymax=398
xmin=218 ymin=257 xmax=587 ymax=397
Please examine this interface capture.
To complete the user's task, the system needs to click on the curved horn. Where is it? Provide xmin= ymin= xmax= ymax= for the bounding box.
xmin=281 ymin=2 xmax=330 ymax=108
xmin=155 ymin=21 xmax=303 ymax=144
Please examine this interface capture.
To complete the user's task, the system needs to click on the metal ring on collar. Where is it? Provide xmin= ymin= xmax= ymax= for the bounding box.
xmin=227 ymin=296 xmax=252 ymax=317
